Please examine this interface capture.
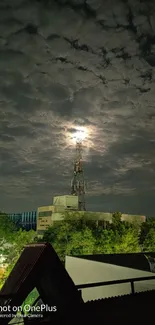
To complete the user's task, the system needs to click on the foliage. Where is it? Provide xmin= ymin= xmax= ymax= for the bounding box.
xmin=0 ymin=213 xmax=39 ymax=307
xmin=0 ymin=229 xmax=37 ymax=289
xmin=41 ymin=211 xmax=141 ymax=261
xmin=1 ymin=209 xmax=155 ymax=292
xmin=94 ymin=219 xmax=140 ymax=254
xmin=65 ymin=228 xmax=96 ymax=255
xmin=114 ymin=227 xmax=140 ymax=253
xmin=142 ymin=228 xmax=155 ymax=252
xmin=8 ymin=229 xmax=37 ymax=264
xmin=21 ymin=288 xmax=40 ymax=314
xmin=0 ymin=212 xmax=18 ymax=242
xmin=112 ymin=211 xmax=122 ymax=225
xmin=41 ymin=212 xmax=98 ymax=259
xmin=94 ymin=228 xmax=117 ymax=254
xmin=140 ymin=217 xmax=155 ymax=245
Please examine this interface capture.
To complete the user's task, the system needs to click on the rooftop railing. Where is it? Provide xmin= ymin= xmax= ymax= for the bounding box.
xmin=76 ymin=274 xmax=155 ymax=295
xmin=0 ymin=275 xmax=155 ymax=324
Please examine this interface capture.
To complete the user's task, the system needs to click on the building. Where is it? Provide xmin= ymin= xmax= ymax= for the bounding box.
xmin=37 ymin=195 xmax=79 ymax=235
xmin=37 ymin=205 xmax=55 ymax=233
xmin=36 ymin=194 xmax=146 ymax=234
xmin=37 ymin=209 xmax=146 ymax=235
xmin=53 ymin=195 xmax=79 ymax=210
xmin=65 ymin=252 xmax=155 ymax=302
xmin=7 ymin=195 xmax=146 ymax=235
xmin=8 ymin=211 xmax=37 ymax=231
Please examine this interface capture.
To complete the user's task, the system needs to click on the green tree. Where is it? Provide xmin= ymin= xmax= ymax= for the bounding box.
xmin=94 ymin=229 xmax=117 ymax=254
xmin=66 ymin=228 xmax=96 ymax=255
xmin=114 ymin=227 xmax=140 ymax=253
xmin=143 ymin=228 xmax=155 ymax=252
xmin=0 ymin=212 xmax=19 ymax=288
xmin=9 ymin=229 xmax=37 ymax=264
xmin=41 ymin=212 xmax=97 ymax=261
xmin=41 ymin=211 xmax=140 ymax=261
xmin=140 ymin=217 xmax=155 ymax=246
xmin=112 ymin=211 xmax=122 ymax=225
xmin=94 ymin=221 xmax=140 ymax=254
xmin=0 ymin=229 xmax=37 ymax=288
xmin=0 ymin=212 xmax=18 ymax=242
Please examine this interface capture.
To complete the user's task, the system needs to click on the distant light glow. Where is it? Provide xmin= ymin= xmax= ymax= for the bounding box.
xmin=72 ymin=126 xmax=88 ymax=143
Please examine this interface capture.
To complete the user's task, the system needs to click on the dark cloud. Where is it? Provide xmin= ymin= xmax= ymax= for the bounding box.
xmin=0 ymin=134 xmax=15 ymax=142
xmin=0 ymin=0 xmax=155 ymax=216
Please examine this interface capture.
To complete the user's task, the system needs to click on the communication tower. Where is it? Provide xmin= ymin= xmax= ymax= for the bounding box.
xmin=71 ymin=140 xmax=86 ymax=210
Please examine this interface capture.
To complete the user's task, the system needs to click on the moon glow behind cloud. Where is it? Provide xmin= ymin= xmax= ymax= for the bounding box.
xmin=72 ymin=126 xmax=88 ymax=143
xmin=0 ymin=0 xmax=155 ymax=216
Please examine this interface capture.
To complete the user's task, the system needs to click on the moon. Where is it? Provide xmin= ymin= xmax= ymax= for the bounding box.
xmin=72 ymin=126 xmax=88 ymax=143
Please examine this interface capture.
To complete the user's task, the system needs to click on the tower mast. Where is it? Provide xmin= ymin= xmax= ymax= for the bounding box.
xmin=71 ymin=140 xmax=86 ymax=211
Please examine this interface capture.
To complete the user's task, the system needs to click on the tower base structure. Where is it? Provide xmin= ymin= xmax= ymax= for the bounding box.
xmin=53 ymin=195 xmax=78 ymax=211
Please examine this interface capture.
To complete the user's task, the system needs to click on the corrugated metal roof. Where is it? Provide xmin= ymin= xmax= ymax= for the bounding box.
xmin=1 ymin=244 xmax=155 ymax=325
xmin=85 ymin=288 xmax=155 ymax=304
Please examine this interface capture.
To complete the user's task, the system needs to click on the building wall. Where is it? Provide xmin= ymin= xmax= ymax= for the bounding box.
xmin=65 ymin=256 xmax=155 ymax=302
xmin=36 ymin=208 xmax=146 ymax=232
xmin=53 ymin=195 xmax=78 ymax=210
xmin=121 ymin=214 xmax=146 ymax=223
xmin=8 ymin=207 xmax=146 ymax=233
xmin=37 ymin=205 xmax=55 ymax=231
xmin=8 ymin=211 xmax=37 ymax=230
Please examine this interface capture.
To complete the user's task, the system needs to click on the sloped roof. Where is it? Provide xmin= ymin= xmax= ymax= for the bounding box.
xmin=75 ymin=252 xmax=155 ymax=272
xmin=0 ymin=243 xmax=83 ymax=325
xmin=0 ymin=244 xmax=155 ymax=325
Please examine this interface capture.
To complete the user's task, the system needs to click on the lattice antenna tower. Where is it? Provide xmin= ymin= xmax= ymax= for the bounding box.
xmin=71 ymin=140 xmax=86 ymax=211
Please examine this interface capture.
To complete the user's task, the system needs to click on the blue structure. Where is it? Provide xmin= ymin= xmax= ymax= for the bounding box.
xmin=8 ymin=211 xmax=37 ymax=231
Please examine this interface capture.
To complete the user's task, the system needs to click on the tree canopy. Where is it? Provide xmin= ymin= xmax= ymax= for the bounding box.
xmin=0 ymin=212 xmax=18 ymax=242
xmin=1 ymin=210 xmax=155 ymax=289
xmin=40 ymin=211 xmax=141 ymax=261
xmin=0 ymin=212 xmax=37 ymax=289
xmin=142 ymin=228 xmax=155 ymax=252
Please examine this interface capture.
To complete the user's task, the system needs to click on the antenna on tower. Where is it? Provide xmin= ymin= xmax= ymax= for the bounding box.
xmin=71 ymin=139 xmax=86 ymax=211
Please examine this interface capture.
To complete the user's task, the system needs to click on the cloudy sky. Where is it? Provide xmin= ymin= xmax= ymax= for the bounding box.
xmin=0 ymin=0 xmax=155 ymax=216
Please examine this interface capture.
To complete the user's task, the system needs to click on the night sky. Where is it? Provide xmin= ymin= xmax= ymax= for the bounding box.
xmin=0 ymin=0 xmax=155 ymax=216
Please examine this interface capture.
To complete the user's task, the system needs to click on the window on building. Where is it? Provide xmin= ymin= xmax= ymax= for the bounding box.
xmin=38 ymin=211 xmax=52 ymax=217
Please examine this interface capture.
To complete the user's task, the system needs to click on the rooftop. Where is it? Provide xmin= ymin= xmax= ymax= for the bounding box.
xmin=0 ymin=244 xmax=155 ymax=325
xmin=74 ymin=252 xmax=155 ymax=272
